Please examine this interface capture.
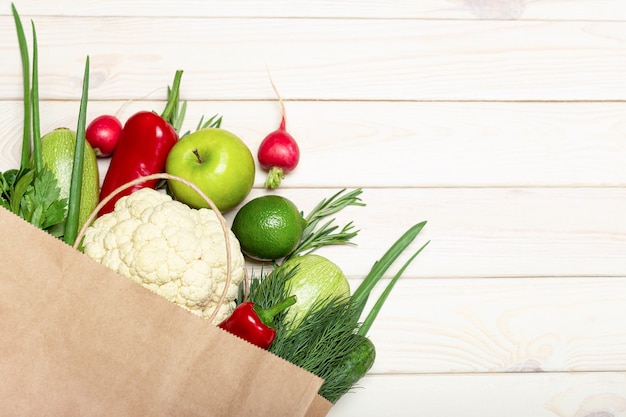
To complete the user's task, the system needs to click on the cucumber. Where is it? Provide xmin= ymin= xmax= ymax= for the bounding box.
xmin=324 ymin=334 xmax=376 ymax=403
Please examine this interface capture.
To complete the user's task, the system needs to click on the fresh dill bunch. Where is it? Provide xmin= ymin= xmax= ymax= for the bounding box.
xmin=246 ymin=264 xmax=296 ymax=310
xmin=242 ymin=220 xmax=431 ymax=405
xmin=269 ymin=295 xmax=363 ymax=402
xmin=245 ymin=265 xmax=365 ymax=401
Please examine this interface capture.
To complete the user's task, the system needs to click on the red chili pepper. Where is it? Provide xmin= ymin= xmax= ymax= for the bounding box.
xmin=97 ymin=70 xmax=183 ymax=216
xmin=218 ymin=295 xmax=296 ymax=350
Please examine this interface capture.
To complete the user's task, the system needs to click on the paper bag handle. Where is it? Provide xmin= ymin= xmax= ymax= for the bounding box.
xmin=73 ymin=173 xmax=234 ymax=323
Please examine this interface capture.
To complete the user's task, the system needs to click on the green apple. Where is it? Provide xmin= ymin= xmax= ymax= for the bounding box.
xmin=165 ymin=128 xmax=255 ymax=212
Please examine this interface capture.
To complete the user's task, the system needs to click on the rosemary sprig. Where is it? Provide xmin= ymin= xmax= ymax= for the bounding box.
xmin=284 ymin=188 xmax=365 ymax=260
xmin=174 ymin=113 xmax=223 ymax=139
xmin=195 ymin=113 xmax=223 ymax=131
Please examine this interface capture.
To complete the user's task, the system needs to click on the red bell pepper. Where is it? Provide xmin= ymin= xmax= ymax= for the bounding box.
xmin=97 ymin=70 xmax=183 ymax=216
xmin=218 ymin=295 xmax=296 ymax=350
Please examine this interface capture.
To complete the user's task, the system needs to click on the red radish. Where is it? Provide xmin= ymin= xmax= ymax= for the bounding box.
xmin=257 ymin=76 xmax=300 ymax=189
xmin=85 ymin=114 xmax=122 ymax=157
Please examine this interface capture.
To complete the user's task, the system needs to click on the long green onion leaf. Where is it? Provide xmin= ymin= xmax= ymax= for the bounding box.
xmin=357 ymin=239 xmax=430 ymax=336
xmin=351 ymin=220 xmax=427 ymax=317
xmin=171 ymin=99 xmax=187 ymax=133
xmin=11 ymin=3 xmax=31 ymax=170
xmin=30 ymin=20 xmax=42 ymax=173
xmin=64 ymin=56 xmax=90 ymax=246
xmin=160 ymin=69 xmax=183 ymax=123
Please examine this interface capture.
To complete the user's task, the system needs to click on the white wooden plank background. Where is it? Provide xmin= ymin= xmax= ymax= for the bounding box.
xmin=1 ymin=0 xmax=625 ymax=416
xmin=4 ymin=0 xmax=626 ymax=20
xmin=2 ymin=18 xmax=626 ymax=101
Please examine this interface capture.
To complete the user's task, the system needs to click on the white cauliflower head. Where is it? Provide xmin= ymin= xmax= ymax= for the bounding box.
xmin=82 ymin=188 xmax=246 ymax=324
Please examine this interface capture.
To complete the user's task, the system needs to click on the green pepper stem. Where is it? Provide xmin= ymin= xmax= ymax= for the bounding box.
xmin=255 ymin=295 xmax=297 ymax=328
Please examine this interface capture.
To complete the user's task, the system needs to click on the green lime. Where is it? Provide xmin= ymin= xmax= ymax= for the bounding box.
xmin=277 ymin=254 xmax=351 ymax=326
xmin=231 ymin=195 xmax=307 ymax=261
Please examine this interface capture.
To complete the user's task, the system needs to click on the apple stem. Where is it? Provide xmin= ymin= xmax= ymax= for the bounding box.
xmin=193 ymin=148 xmax=204 ymax=164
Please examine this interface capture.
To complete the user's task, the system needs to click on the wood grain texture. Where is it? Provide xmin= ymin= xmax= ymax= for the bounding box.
xmin=1 ymin=16 xmax=626 ymax=101
xmin=236 ymin=187 xmax=626 ymax=279
xmin=358 ymin=277 xmax=626 ymax=374
xmin=331 ymin=372 xmax=626 ymax=417
xmin=2 ymin=0 xmax=624 ymax=20
xmin=1 ymin=100 xmax=625 ymax=187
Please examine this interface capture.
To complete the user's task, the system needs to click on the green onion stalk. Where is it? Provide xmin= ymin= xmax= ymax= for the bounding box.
xmin=12 ymin=3 xmax=31 ymax=171
xmin=30 ymin=20 xmax=42 ymax=173
xmin=63 ymin=56 xmax=90 ymax=246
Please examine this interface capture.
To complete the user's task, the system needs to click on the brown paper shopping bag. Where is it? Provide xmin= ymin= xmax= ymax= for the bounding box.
xmin=306 ymin=395 xmax=334 ymax=417
xmin=0 ymin=201 xmax=330 ymax=416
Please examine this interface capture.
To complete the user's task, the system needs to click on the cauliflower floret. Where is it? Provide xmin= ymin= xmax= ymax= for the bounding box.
xmin=82 ymin=188 xmax=245 ymax=324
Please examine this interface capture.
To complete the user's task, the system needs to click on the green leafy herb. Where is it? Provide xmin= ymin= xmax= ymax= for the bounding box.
xmin=177 ymin=113 xmax=223 ymax=139
xmin=270 ymin=296 xmax=363 ymax=400
xmin=247 ymin=219 xmax=429 ymax=403
xmin=0 ymin=168 xmax=67 ymax=235
xmin=2 ymin=5 xmax=67 ymax=236
xmin=0 ymin=170 xmax=18 ymax=208
xmin=195 ymin=113 xmax=223 ymax=131
xmin=285 ymin=188 xmax=365 ymax=260
xmin=247 ymin=263 xmax=294 ymax=310
xmin=247 ymin=264 xmax=361 ymax=400
xmin=10 ymin=169 xmax=33 ymax=214
xmin=19 ymin=169 xmax=67 ymax=231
